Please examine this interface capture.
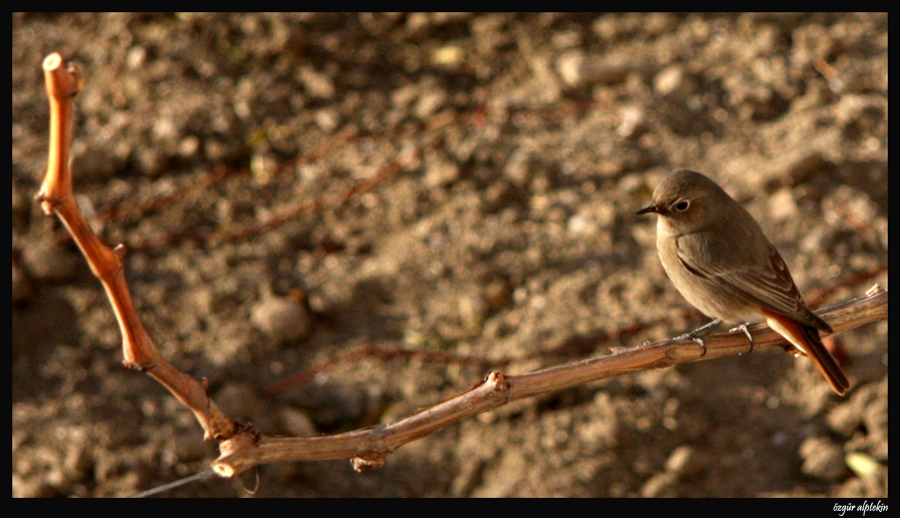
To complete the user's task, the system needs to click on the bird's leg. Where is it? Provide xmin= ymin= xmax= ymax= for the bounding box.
xmin=675 ymin=318 xmax=722 ymax=340
xmin=674 ymin=318 xmax=722 ymax=356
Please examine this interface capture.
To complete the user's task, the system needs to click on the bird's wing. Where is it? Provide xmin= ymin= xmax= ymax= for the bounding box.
xmin=675 ymin=235 xmax=831 ymax=332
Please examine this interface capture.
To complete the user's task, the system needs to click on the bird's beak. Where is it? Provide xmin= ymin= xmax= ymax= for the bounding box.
xmin=635 ymin=204 xmax=658 ymax=216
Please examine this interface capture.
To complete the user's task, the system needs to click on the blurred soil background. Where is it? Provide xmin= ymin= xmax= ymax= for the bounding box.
xmin=12 ymin=13 xmax=887 ymax=497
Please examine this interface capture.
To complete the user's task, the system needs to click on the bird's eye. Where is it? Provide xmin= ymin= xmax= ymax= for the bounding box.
xmin=674 ymin=200 xmax=690 ymax=212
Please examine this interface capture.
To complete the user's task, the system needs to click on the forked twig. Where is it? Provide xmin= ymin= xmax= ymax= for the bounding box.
xmin=37 ymin=53 xmax=244 ymax=444
xmin=38 ymin=53 xmax=887 ymax=483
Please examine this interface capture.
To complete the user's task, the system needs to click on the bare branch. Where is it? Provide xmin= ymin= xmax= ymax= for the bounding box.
xmin=213 ymin=287 xmax=886 ymax=477
xmin=37 ymin=53 xmax=243 ymax=444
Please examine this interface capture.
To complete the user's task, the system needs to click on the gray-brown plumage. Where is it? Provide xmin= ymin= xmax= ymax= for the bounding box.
xmin=637 ymin=169 xmax=849 ymax=394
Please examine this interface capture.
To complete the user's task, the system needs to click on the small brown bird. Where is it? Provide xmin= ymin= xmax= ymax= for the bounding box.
xmin=637 ymin=169 xmax=849 ymax=394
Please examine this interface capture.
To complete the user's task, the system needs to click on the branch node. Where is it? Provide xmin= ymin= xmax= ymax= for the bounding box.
xmin=866 ymin=284 xmax=885 ymax=297
xmin=351 ymin=452 xmax=388 ymax=472
xmin=211 ymin=425 xmax=260 ymax=476
xmin=485 ymin=370 xmax=509 ymax=394
xmin=123 ymin=358 xmax=151 ymax=372
xmin=33 ymin=191 xmax=54 ymax=212
xmin=66 ymin=62 xmax=85 ymax=96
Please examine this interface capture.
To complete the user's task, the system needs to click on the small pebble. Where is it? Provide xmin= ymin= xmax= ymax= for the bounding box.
xmin=665 ymin=445 xmax=707 ymax=479
xmin=250 ymin=293 xmax=312 ymax=343
xmin=279 ymin=406 xmax=317 ymax=437
xmin=653 ymin=65 xmax=694 ymax=99
xmin=641 ymin=472 xmax=678 ymax=497
xmin=799 ymin=436 xmax=847 ymax=481
xmin=298 ymin=66 xmax=335 ymax=99
xmin=314 ymin=108 xmax=340 ymax=133
xmin=556 ymin=51 xmax=630 ymax=87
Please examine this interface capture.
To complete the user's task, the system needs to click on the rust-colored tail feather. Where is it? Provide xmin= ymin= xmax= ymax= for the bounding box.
xmin=763 ymin=310 xmax=850 ymax=395
xmin=799 ymin=323 xmax=850 ymax=395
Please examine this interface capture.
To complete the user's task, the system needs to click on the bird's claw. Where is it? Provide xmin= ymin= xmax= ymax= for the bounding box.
xmin=728 ymin=323 xmax=754 ymax=353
